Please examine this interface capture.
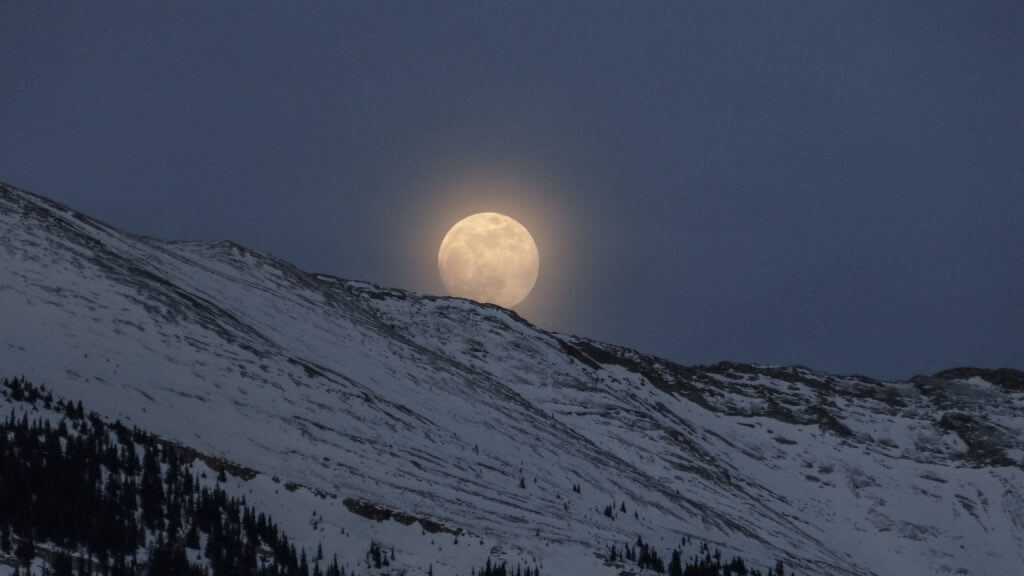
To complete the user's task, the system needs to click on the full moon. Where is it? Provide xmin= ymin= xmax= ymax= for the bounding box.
xmin=438 ymin=212 xmax=539 ymax=308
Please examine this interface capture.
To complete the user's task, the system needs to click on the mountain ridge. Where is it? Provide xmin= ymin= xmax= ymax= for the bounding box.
xmin=5 ymin=180 xmax=1014 ymax=382
xmin=2 ymin=180 xmax=1022 ymax=576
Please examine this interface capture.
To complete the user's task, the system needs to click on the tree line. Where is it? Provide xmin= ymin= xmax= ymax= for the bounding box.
xmin=1 ymin=376 xmax=796 ymax=576
xmin=608 ymin=537 xmax=792 ymax=576
xmin=0 ymin=377 xmax=344 ymax=576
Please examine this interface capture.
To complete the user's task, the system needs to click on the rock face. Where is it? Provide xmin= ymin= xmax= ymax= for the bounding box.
xmin=1 ymin=181 xmax=1022 ymax=576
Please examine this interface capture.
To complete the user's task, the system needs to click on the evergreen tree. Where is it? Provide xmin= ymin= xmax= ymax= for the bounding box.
xmin=14 ymin=531 xmax=34 ymax=567
xmin=669 ymin=549 xmax=683 ymax=576
xmin=0 ymin=523 xmax=10 ymax=553
xmin=140 ymin=445 xmax=164 ymax=530
xmin=52 ymin=551 xmax=74 ymax=576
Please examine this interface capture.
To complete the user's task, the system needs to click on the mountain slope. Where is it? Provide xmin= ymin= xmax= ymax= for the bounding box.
xmin=1 ymin=181 xmax=1021 ymax=576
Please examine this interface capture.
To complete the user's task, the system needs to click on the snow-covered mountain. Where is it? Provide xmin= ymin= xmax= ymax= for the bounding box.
xmin=1 ymin=181 xmax=1021 ymax=576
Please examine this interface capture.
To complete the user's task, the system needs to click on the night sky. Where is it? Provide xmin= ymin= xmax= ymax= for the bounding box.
xmin=2 ymin=2 xmax=1021 ymax=379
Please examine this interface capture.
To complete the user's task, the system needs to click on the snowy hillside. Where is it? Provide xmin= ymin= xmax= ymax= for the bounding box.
xmin=1 ymin=181 xmax=1021 ymax=576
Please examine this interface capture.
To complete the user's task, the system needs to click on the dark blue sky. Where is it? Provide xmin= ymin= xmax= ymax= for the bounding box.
xmin=2 ymin=2 xmax=1021 ymax=379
